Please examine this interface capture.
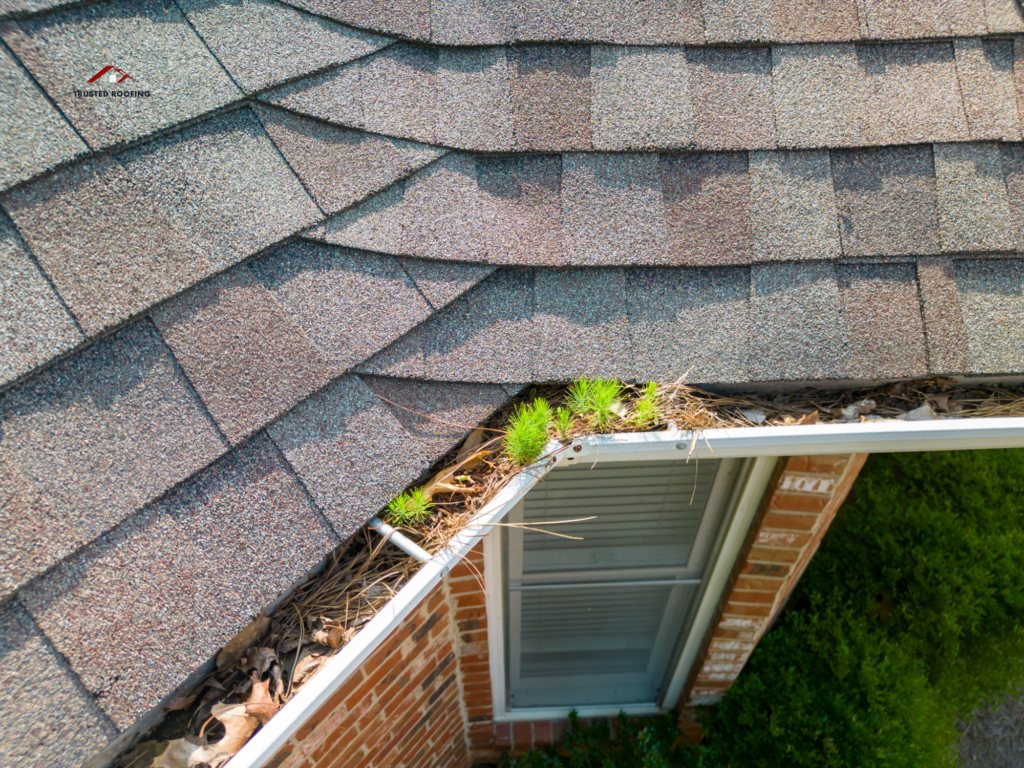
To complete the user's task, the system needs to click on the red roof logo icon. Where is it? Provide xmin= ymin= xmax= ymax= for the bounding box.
xmin=87 ymin=66 xmax=135 ymax=84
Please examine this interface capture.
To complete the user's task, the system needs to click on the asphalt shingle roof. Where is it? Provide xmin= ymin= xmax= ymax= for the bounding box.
xmin=1 ymin=0 xmax=1023 ymax=762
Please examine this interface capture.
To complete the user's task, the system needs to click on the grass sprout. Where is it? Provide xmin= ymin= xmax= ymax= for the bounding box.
xmin=505 ymin=398 xmax=553 ymax=467
xmin=386 ymin=487 xmax=433 ymax=527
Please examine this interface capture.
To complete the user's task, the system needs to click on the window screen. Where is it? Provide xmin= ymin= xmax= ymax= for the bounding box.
xmin=504 ymin=458 xmax=733 ymax=710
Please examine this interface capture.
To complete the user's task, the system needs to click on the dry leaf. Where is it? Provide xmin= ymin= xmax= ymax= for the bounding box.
xmin=241 ymin=647 xmax=277 ymax=677
xmin=205 ymin=702 xmax=260 ymax=757
xmin=216 ymin=616 xmax=270 ymax=669
xmin=928 ymin=393 xmax=952 ymax=412
xmin=244 ymin=672 xmax=279 ymax=725
xmin=162 ymin=692 xmax=199 ymax=714
xmin=311 ymin=625 xmax=346 ymax=649
xmin=291 ymin=649 xmax=327 ymax=689
xmin=454 ymin=428 xmax=486 ymax=464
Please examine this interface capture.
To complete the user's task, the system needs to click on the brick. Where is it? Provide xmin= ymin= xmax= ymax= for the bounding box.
xmin=741 ymin=561 xmax=792 ymax=577
xmin=734 ymin=575 xmax=786 ymax=592
xmin=513 ymin=721 xmax=533 ymax=750
xmin=494 ymin=722 xmax=512 ymax=747
xmin=729 ymin=590 xmax=778 ymax=605
xmin=762 ymin=511 xmax=821 ymax=532
xmin=724 ymin=602 xmax=773 ymax=618
xmin=747 ymin=546 xmax=802 ymax=564
xmin=777 ymin=474 xmax=838 ymax=494
xmin=755 ymin=530 xmax=812 ymax=548
xmin=784 ymin=455 xmax=850 ymax=474
xmin=768 ymin=492 xmax=831 ymax=514
xmin=534 ymin=720 xmax=554 ymax=745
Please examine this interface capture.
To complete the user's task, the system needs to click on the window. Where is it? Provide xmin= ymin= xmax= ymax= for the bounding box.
xmin=496 ymin=456 xmax=745 ymax=714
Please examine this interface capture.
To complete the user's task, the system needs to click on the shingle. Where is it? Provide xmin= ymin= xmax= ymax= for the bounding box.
xmin=401 ymin=152 xmax=494 ymax=262
xmin=831 ymin=146 xmax=939 ymax=257
xmin=661 ymin=152 xmax=753 ymax=266
xmin=772 ymin=44 xmax=871 ymax=148
xmin=179 ymin=0 xmax=389 ymax=95
xmin=934 ymin=142 xmax=1014 ymax=252
xmin=749 ymin=150 xmax=840 ymax=261
xmin=1 ymin=0 xmax=239 ymax=149
xmin=627 ymin=267 xmax=750 ymax=385
xmin=561 ymin=153 xmax=668 ymax=265
xmin=688 ymin=47 xmax=776 ymax=151
xmin=308 ymin=181 xmax=407 ymax=254
xmin=0 ymin=322 xmax=226 ymax=585
xmin=21 ymin=434 xmax=334 ymax=728
xmin=985 ymin=0 xmax=1024 ymax=33
xmin=857 ymin=0 xmax=987 ymax=38
xmin=361 ymin=375 xmax=507 ymax=462
xmin=0 ymin=212 xmax=81 ymax=387
xmin=591 ymin=46 xmax=692 ymax=151
xmin=954 ymin=259 xmax=1024 ymax=373
xmin=430 ymin=0 xmax=513 ymax=44
xmin=954 ymin=39 xmax=1022 ymax=142
xmin=477 ymin=155 xmax=564 ymax=265
xmin=836 ymin=263 xmax=927 ymax=379
xmin=254 ymin=104 xmax=445 ymax=214
xmin=361 ymin=44 xmax=437 ymax=144
xmin=749 ymin=262 xmax=845 ymax=381
xmin=257 ymin=61 xmax=362 ymax=127
xmin=0 ymin=156 xmax=204 ymax=334
xmin=860 ymin=42 xmax=969 ymax=145
xmin=532 ymin=266 xmax=636 ymax=380
xmin=1000 ymin=143 xmax=1024 ymax=252
xmin=503 ymin=0 xmax=704 ymax=44
xmin=701 ymin=0 xmax=861 ymax=43
xmin=280 ymin=0 xmax=430 ymax=39
xmin=358 ymin=269 xmax=536 ymax=382
xmin=251 ymin=240 xmax=432 ymax=370
xmin=510 ymin=45 xmax=591 ymax=151
xmin=0 ymin=601 xmax=116 ymax=768
xmin=0 ymin=43 xmax=85 ymax=191
xmin=152 ymin=268 xmax=333 ymax=444
xmin=436 ymin=48 xmax=512 ymax=151
xmin=120 ymin=109 xmax=321 ymax=270
xmin=269 ymin=375 xmax=429 ymax=535
xmin=1014 ymin=38 xmax=1024 ymax=130
xmin=0 ymin=0 xmax=77 ymax=18
xmin=916 ymin=256 xmax=971 ymax=374
xmin=397 ymin=257 xmax=497 ymax=310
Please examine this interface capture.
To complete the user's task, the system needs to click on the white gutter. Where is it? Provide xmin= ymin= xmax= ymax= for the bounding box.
xmin=228 ymin=417 xmax=1024 ymax=767
xmin=368 ymin=516 xmax=432 ymax=562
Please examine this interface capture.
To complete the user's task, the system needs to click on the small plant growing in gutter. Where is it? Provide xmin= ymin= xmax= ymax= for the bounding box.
xmin=555 ymin=407 xmax=574 ymax=441
xmin=565 ymin=378 xmax=625 ymax=432
xmin=633 ymin=382 xmax=660 ymax=429
xmin=504 ymin=398 xmax=553 ymax=467
xmin=386 ymin=487 xmax=433 ymax=527
xmin=565 ymin=378 xmax=593 ymax=416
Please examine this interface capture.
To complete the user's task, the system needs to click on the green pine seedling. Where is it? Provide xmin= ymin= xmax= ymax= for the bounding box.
xmin=505 ymin=398 xmax=553 ymax=467
xmin=633 ymin=382 xmax=660 ymax=429
xmin=565 ymin=378 xmax=593 ymax=417
xmin=386 ymin=487 xmax=433 ymax=527
xmin=555 ymin=407 xmax=574 ymax=441
xmin=588 ymin=378 xmax=624 ymax=431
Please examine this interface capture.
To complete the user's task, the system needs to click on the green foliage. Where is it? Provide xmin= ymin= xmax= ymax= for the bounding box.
xmin=565 ymin=379 xmax=594 ymax=417
xmin=696 ymin=448 xmax=1024 ymax=768
xmin=385 ymin=487 xmax=433 ymax=527
xmin=555 ymin=407 xmax=574 ymax=441
xmin=505 ymin=398 xmax=554 ymax=467
xmin=633 ymin=383 xmax=660 ymax=429
xmin=565 ymin=378 xmax=624 ymax=431
xmin=501 ymin=711 xmax=687 ymax=768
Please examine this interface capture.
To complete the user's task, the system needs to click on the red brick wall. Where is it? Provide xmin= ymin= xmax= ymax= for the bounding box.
xmin=268 ymin=580 xmax=470 ymax=768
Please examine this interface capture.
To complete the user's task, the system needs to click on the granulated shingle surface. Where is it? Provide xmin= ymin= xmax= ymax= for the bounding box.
xmin=591 ymin=46 xmax=692 ymax=151
xmin=661 ymin=152 xmax=753 ymax=266
xmin=701 ymin=0 xmax=861 ymax=43
xmin=0 ymin=211 xmax=81 ymax=387
xmin=534 ymin=268 xmax=634 ymax=381
xmin=934 ymin=142 xmax=1015 ymax=252
xmin=436 ymin=48 xmax=512 ymax=151
xmin=361 ymin=44 xmax=437 ymax=144
xmin=180 ymin=0 xmax=389 ymax=94
xmin=830 ymin=146 xmax=939 ymax=256
xmin=561 ymin=153 xmax=668 ymax=265
xmin=985 ymin=0 xmax=1024 ymax=33
xmin=308 ymin=180 xmax=407 ymax=255
xmin=280 ymin=0 xmax=430 ymax=40
xmin=254 ymin=104 xmax=444 ymax=214
xmin=835 ymin=263 xmax=927 ymax=378
xmin=0 ymin=44 xmax=85 ymax=191
xmin=251 ymin=240 xmax=431 ymax=370
xmin=999 ymin=143 xmax=1024 ymax=251
xmin=1 ymin=156 xmax=205 ymax=334
xmin=430 ymin=0 xmax=512 ymax=44
xmin=0 ymin=322 xmax=226 ymax=588
xmin=688 ymin=47 xmax=776 ymax=151
xmin=0 ymin=0 xmax=77 ymax=17
xmin=954 ymin=39 xmax=1022 ymax=142
xmin=510 ymin=46 xmax=591 ymax=151
xmin=0 ymin=601 xmax=117 ymax=768
xmin=21 ymin=434 xmax=334 ymax=728
xmin=749 ymin=262 xmax=846 ymax=380
xmin=258 ymin=62 xmax=363 ymax=127
xmin=857 ymin=0 xmax=987 ymax=39
xmin=121 ymin=109 xmax=321 ymax=271
xmin=477 ymin=155 xmax=564 ymax=265
xmin=361 ymin=375 xmax=507 ymax=462
xmin=1 ymin=0 xmax=240 ymax=149
xmin=749 ymin=150 xmax=840 ymax=261
xmin=502 ymin=0 xmax=704 ymax=44
xmin=269 ymin=375 xmax=429 ymax=535
xmin=916 ymin=256 xmax=971 ymax=374
xmin=954 ymin=258 xmax=1024 ymax=373
xmin=152 ymin=266 xmax=334 ymax=444
xmin=627 ymin=267 xmax=751 ymax=386
xmin=397 ymin=257 xmax=496 ymax=310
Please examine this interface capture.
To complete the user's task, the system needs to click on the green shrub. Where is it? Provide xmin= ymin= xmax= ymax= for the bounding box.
xmin=505 ymin=398 xmax=553 ymax=467
xmin=385 ymin=487 xmax=433 ymax=527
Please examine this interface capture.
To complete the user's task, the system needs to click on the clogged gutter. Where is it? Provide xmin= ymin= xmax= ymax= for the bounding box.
xmin=112 ymin=378 xmax=1024 ymax=768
